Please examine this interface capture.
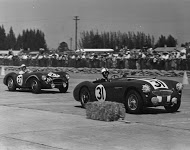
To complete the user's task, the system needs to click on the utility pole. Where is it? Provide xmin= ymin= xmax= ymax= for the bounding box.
xmin=73 ymin=16 xmax=80 ymax=51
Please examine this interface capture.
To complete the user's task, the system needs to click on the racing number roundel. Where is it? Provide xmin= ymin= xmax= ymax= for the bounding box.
xmin=95 ymin=84 xmax=106 ymax=102
xmin=16 ymin=75 xmax=23 ymax=86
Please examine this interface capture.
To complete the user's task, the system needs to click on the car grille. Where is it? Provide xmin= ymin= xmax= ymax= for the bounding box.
xmin=52 ymin=79 xmax=64 ymax=85
xmin=152 ymin=90 xmax=173 ymax=97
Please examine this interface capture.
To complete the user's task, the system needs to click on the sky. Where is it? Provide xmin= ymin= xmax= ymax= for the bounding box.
xmin=0 ymin=0 xmax=190 ymax=49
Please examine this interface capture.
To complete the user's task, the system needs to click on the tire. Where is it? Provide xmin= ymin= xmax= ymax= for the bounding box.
xmin=125 ymin=90 xmax=143 ymax=114
xmin=59 ymin=83 xmax=69 ymax=93
xmin=7 ymin=77 xmax=16 ymax=91
xmin=31 ymin=78 xmax=41 ymax=94
xmin=79 ymin=87 xmax=91 ymax=108
xmin=164 ymin=99 xmax=181 ymax=113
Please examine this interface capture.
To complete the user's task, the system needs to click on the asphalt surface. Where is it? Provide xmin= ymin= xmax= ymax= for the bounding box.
xmin=0 ymin=73 xmax=190 ymax=150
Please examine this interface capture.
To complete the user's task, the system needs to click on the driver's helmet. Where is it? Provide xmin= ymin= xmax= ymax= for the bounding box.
xmin=20 ymin=64 xmax=26 ymax=68
xmin=20 ymin=64 xmax=27 ymax=71
xmin=101 ymin=68 xmax=109 ymax=78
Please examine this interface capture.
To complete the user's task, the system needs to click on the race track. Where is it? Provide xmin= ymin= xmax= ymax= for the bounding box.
xmin=0 ymin=73 xmax=190 ymax=150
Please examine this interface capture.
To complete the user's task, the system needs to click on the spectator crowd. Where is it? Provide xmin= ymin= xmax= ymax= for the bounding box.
xmin=0 ymin=48 xmax=190 ymax=71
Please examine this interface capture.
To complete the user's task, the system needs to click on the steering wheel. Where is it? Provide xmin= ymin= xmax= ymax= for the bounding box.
xmin=111 ymin=74 xmax=120 ymax=79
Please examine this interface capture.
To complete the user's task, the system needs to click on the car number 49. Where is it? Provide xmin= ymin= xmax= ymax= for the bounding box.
xmin=95 ymin=84 xmax=106 ymax=102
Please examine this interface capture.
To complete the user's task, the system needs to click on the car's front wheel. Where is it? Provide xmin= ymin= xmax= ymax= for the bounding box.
xmin=164 ymin=99 xmax=181 ymax=113
xmin=79 ymin=87 xmax=91 ymax=108
xmin=7 ymin=77 xmax=16 ymax=91
xmin=125 ymin=90 xmax=143 ymax=114
xmin=59 ymin=82 xmax=69 ymax=93
xmin=31 ymin=78 xmax=41 ymax=94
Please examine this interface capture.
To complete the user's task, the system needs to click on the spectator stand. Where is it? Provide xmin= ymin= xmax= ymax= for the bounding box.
xmin=0 ymin=47 xmax=190 ymax=72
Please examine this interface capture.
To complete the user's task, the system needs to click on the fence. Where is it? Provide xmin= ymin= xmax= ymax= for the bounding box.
xmin=0 ymin=57 xmax=189 ymax=71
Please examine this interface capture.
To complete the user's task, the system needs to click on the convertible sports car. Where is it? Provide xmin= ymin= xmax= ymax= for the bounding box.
xmin=3 ymin=70 xmax=70 ymax=94
xmin=73 ymin=74 xmax=183 ymax=114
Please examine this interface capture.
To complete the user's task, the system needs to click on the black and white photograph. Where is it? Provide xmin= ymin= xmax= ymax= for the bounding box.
xmin=0 ymin=0 xmax=190 ymax=149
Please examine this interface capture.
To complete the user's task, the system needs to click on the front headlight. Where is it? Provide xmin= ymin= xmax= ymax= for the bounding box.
xmin=65 ymin=74 xmax=70 ymax=80
xmin=176 ymin=83 xmax=183 ymax=91
xmin=142 ymin=84 xmax=151 ymax=93
xmin=41 ymin=75 xmax=47 ymax=81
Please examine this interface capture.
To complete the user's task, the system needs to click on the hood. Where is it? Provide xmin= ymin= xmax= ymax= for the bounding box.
xmin=118 ymin=77 xmax=169 ymax=90
xmin=136 ymin=78 xmax=169 ymax=90
xmin=33 ymin=71 xmax=67 ymax=78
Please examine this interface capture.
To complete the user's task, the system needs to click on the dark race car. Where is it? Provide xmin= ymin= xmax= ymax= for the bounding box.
xmin=3 ymin=70 xmax=70 ymax=94
xmin=73 ymin=75 xmax=183 ymax=114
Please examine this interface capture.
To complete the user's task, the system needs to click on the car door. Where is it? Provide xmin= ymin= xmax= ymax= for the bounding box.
xmin=15 ymin=74 xmax=25 ymax=87
xmin=93 ymin=81 xmax=115 ymax=102
xmin=111 ymin=80 xmax=126 ymax=102
xmin=15 ymin=73 xmax=30 ymax=87
xmin=105 ymin=80 xmax=125 ymax=102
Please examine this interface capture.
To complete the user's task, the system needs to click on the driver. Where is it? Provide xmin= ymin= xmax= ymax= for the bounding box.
xmin=101 ymin=68 xmax=110 ymax=82
xmin=19 ymin=64 xmax=32 ymax=74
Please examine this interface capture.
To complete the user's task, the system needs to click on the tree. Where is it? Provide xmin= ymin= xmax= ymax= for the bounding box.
xmin=0 ymin=25 xmax=6 ymax=49
xmin=15 ymin=34 xmax=23 ymax=49
xmin=166 ymin=34 xmax=177 ymax=47
xmin=79 ymin=30 xmax=156 ymax=50
xmin=155 ymin=35 xmax=167 ymax=47
xmin=20 ymin=29 xmax=47 ymax=51
xmin=5 ymin=27 xmax=16 ymax=49
xmin=57 ymin=42 xmax=69 ymax=52
xmin=36 ymin=29 xmax=47 ymax=50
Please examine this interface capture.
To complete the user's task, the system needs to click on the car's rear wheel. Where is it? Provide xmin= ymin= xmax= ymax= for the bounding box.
xmin=7 ymin=77 xmax=16 ymax=91
xmin=31 ymin=78 xmax=41 ymax=94
xmin=125 ymin=90 xmax=143 ymax=114
xmin=79 ymin=87 xmax=91 ymax=108
xmin=59 ymin=82 xmax=69 ymax=93
xmin=164 ymin=99 xmax=181 ymax=113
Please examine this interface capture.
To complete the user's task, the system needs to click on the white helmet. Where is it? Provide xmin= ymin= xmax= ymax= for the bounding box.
xmin=20 ymin=64 xmax=26 ymax=68
xmin=101 ymin=68 xmax=109 ymax=74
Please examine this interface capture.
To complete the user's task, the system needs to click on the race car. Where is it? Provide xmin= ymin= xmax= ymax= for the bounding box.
xmin=73 ymin=74 xmax=183 ymax=114
xmin=3 ymin=70 xmax=70 ymax=94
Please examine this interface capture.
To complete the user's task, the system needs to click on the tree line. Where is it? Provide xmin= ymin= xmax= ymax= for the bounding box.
xmin=79 ymin=30 xmax=178 ymax=50
xmin=0 ymin=24 xmax=181 ymax=52
xmin=0 ymin=25 xmax=47 ymax=51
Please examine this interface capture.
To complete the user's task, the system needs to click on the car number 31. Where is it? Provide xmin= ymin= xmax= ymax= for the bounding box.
xmin=95 ymin=84 xmax=106 ymax=102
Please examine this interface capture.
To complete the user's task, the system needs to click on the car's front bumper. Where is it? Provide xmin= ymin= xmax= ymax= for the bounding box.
xmin=41 ymin=78 xmax=68 ymax=89
xmin=143 ymin=89 xmax=182 ymax=107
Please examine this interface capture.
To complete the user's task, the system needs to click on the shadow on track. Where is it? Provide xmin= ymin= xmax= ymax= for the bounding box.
xmin=74 ymin=105 xmax=84 ymax=109
xmin=74 ymin=105 xmax=180 ymax=114
xmin=141 ymin=107 xmax=180 ymax=115
xmin=5 ymin=89 xmax=70 ymax=94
